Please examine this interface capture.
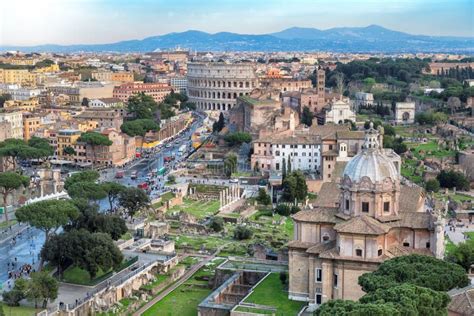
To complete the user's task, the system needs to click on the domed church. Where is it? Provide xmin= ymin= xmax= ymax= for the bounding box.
xmin=288 ymin=123 xmax=445 ymax=306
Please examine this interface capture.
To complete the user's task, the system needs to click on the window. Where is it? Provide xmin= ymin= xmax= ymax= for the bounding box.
xmin=426 ymin=242 xmax=430 ymax=248
xmin=356 ymin=249 xmax=363 ymax=257
xmin=362 ymin=202 xmax=369 ymax=213
xmin=403 ymin=242 xmax=410 ymax=247
xmin=384 ymin=202 xmax=390 ymax=213
xmin=316 ymin=294 xmax=322 ymax=305
xmin=329 ymin=145 xmax=333 ymax=150
xmin=276 ymin=163 xmax=280 ymax=170
xmin=378 ymin=249 xmax=383 ymax=256
xmin=333 ymin=274 xmax=338 ymax=288
xmin=345 ymin=199 xmax=350 ymax=210
xmin=316 ymin=268 xmax=322 ymax=282
xmin=322 ymin=235 xmax=329 ymax=242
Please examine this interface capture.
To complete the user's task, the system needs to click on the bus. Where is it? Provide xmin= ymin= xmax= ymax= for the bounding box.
xmin=157 ymin=167 xmax=167 ymax=176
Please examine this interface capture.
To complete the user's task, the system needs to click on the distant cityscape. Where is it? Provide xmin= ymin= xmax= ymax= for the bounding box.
xmin=0 ymin=3 xmax=473 ymax=316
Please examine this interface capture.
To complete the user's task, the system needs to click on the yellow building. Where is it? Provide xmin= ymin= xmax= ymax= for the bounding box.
xmin=56 ymin=129 xmax=82 ymax=157
xmin=34 ymin=64 xmax=60 ymax=73
xmin=23 ymin=113 xmax=42 ymax=141
xmin=77 ymin=120 xmax=99 ymax=132
xmin=3 ymin=98 xmax=39 ymax=112
xmin=8 ymin=58 xmax=38 ymax=66
xmin=0 ymin=69 xmax=37 ymax=86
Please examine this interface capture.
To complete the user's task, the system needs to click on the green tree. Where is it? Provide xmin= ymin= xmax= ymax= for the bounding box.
xmin=363 ymin=77 xmax=376 ymax=91
xmin=0 ymin=137 xmax=53 ymax=169
xmin=233 ymin=225 xmax=253 ymax=240
xmin=78 ymin=132 xmax=113 ymax=165
xmin=16 ymin=200 xmax=79 ymax=268
xmin=27 ymin=271 xmax=58 ymax=308
xmin=63 ymin=146 xmax=76 ymax=156
xmin=425 ymin=179 xmax=441 ymax=193
xmin=213 ymin=112 xmax=225 ymax=133
xmin=256 ymin=188 xmax=271 ymax=205
xmin=2 ymin=278 xmax=28 ymax=306
xmin=224 ymin=154 xmax=238 ymax=177
xmin=224 ymin=132 xmax=252 ymax=146
xmin=127 ymin=93 xmax=159 ymax=120
xmin=446 ymin=239 xmax=474 ymax=272
xmin=382 ymin=124 xmax=396 ymax=136
xmin=167 ymin=174 xmax=176 ymax=184
xmin=274 ymin=204 xmax=291 ymax=216
xmin=360 ymin=283 xmax=450 ymax=316
xmin=119 ymin=187 xmax=150 ymax=217
xmin=209 ymin=216 xmax=224 ymax=232
xmin=101 ymin=182 xmax=126 ymax=211
xmin=42 ymin=229 xmax=123 ymax=279
xmin=301 ymin=106 xmax=314 ymax=126
xmin=316 ymin=300 xmax=399 ymax=316
xmin=282 ymin=171 xmax=307 ymax=202
xmin=281 ymin=157 xmax=287 ymax=179
xmin=358 ymin=254 xmax=469 ymax=293
xmin=0 ymin=172 xmax=29 ymax=224
xmin=64 ymin=170 xmax=100 ymax=191
xmin=120 ymin=119 xmax=160 ymax=137
xmin=67 ymin=181 xmax=107 ymax=202
xmin=437 ymin=170 xmax=470 ymax=191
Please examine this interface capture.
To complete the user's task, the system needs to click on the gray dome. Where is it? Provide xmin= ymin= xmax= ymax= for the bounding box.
xmin=343 ymin=122 xmax=399 ymax=183
xmin=343 ymin=150 xmax=399 ymax=183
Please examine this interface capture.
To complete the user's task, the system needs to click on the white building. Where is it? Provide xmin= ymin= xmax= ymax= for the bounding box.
xmin=252 ymin=132 xmax=322 ymax=173
xmin=0 ymin=110 xmax=24 ymax=139
xmin=170 ymin=76 xmax=188 ymax=95
xmin=354 ymin=92 xmax=374 ymax=108
xmin=0 ymin=84 xmax=42 ymax=101
xmin=325 ymin=100 xmax=356 ymax=124
xmin=395 ymin=102 xmax=415 ymax=124
xmin=89 ymin=98 xmax=124 ymax=108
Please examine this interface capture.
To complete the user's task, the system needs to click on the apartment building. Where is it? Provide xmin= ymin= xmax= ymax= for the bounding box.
xmin=113 ymin=82 xmax=172 ymax=103
xmin=74 ymin=108 xmax=124 ymax=130
xmin=0 ymin=110 xmax=24 ymax=139
xmin=0 ymin=69 xmax=37 ymax=86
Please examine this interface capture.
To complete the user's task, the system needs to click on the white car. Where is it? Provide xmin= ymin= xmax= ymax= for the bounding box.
xmin=229 ymin=178 xmax=239 ymax=183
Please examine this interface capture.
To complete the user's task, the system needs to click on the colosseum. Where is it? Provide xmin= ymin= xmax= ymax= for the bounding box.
xmin=187 ymin=62 xmax=258 ymax=113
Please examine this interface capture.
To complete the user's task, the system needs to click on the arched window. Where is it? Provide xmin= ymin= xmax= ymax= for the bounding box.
xmin=322 ymin=234 xmax=330 ymax=242
xmin=378 ymin=248 xmax=383 ymax=256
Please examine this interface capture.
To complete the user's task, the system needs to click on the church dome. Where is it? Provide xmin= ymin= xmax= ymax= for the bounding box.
xmin=343 ymin=123 xmax=399 ymax=183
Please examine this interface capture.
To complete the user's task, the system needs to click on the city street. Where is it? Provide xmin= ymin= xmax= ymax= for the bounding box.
xmin=0 ymin=112 xmax=208 ymax=289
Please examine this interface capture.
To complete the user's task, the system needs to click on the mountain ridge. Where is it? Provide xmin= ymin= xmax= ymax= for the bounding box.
xmin=1 ymin=25 xmax=473 ymax=53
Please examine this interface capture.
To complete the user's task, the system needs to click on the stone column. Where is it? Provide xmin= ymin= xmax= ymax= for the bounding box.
xmin=219 ymin=190 xmax=223 ymax=208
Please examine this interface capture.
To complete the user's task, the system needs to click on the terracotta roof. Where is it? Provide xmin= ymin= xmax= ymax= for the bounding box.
xmin=386 ymin=212 xmax=433 ymax=230
xmin=336 ymin=131 xmax=365 ymax=140
xmin=386 ymin=245 xmax=434 ymax=257
xmin=307 ymin=241 xmax=336 ymax=254
xmin=334 ymin=215 xmax=390 ymax=235
xmin=314 ymin=182 xmax=340 ymax=208
xmin=287 ymin=240 xmax=316 ymax=250
xmin=333 ymin=161 xmax=347 ymax=180
xmin=292 ymin=207 xmax=340 ymax=224
xmin=448 ymin=286 xmax=474 ymax=316
xmin=399 ymin=185 xmax=424 ymax=213
xmin=322 ymin=150 xmax=338 ymax=156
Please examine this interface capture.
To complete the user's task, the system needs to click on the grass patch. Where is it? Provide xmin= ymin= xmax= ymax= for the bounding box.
xmin=153 ymin=192 xmax=176 ymax=208
xmin=234 ymin=306 xmax=275 ymax=314
xmin=141 ymin=274 xmax=169 ymax=291
xmin=0 ymin=305 xmax=42 ymax=316
xmin=142 ymin=259 xmax=225 ymax=316
xmin=445 ymin=237 xmax=456 ymax=256
xmin=244 ymin=273 xmax=304 ymax=316
xmin=61 ymin=266 xmax=111 ymax=285
xmin=464 ymin=232 xmax=474 ymax=240
xmin=0 ymin=219 xmax=18 ymax=230
xmin=120 ymin=232 xmax=133 ymax=240
xmin=167 ymin=198 xmax=220 ymax=219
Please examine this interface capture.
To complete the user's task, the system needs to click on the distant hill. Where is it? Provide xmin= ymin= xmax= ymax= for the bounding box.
xmin=1 ymin=25 xmax=472 ymax=53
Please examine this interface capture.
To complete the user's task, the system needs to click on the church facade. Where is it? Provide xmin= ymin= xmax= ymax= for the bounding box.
xmin=288 ymin=123 xmax=445 ymax=306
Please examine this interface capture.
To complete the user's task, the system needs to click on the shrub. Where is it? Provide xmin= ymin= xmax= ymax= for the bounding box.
xmin=274 ymin=204 xmax=291 ymax=216
xmin=209 ymin=216 xmax=224 ymax=232
xmin=234 ymin=225 xmax=253 ymax=240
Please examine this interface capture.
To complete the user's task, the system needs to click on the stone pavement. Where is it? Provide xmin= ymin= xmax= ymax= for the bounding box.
xmin=446 ymin=223 xmax=474 ymax=245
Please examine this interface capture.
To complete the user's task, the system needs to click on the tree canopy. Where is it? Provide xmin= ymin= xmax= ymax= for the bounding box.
xmin=446 ymin=239 xmax=474 ymax=272
xmin=67 ymin=181 xmax=107 ymax=201
xmin=282 ymin=171 xmax=308 ymax=202
xmin=101 ymin=182 xmax=126 ymax=211
xmin=127 ymin=93 xmax=159 ymax=120
xmin=118 ymin=187 xmax=150 ymax=217
xmin=41 ymin=229 xmax=123 ymax=278
xmin=120 ymin=118 xmax=160 ymax=137
xmin=0 ymin=172 xmax=30 ymax=223
xmin=358 ymin=254 xmax=469 ymax=293
xmin=437 ymin=170 xmax=470 ymax=191
xmin=301 ymin=106 xmax=314 ymax=126
xmin=15 ymin=200 xmax=79 ymax=241
xmin=316 ymin=299 xmax=399 ymax=316
xmin=64 ymin=170 xmax=100 ymax=191
xmin=78 ymin=131 xmax=113 ymax=146
xmin=0 ymin=137 xmax=54 ymax=169
xmin=224 ymin=132 xmax=252 ymax=146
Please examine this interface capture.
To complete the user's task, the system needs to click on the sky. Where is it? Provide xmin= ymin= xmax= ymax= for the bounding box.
xmin=1 ymin=0 xmax=473 ymax=46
